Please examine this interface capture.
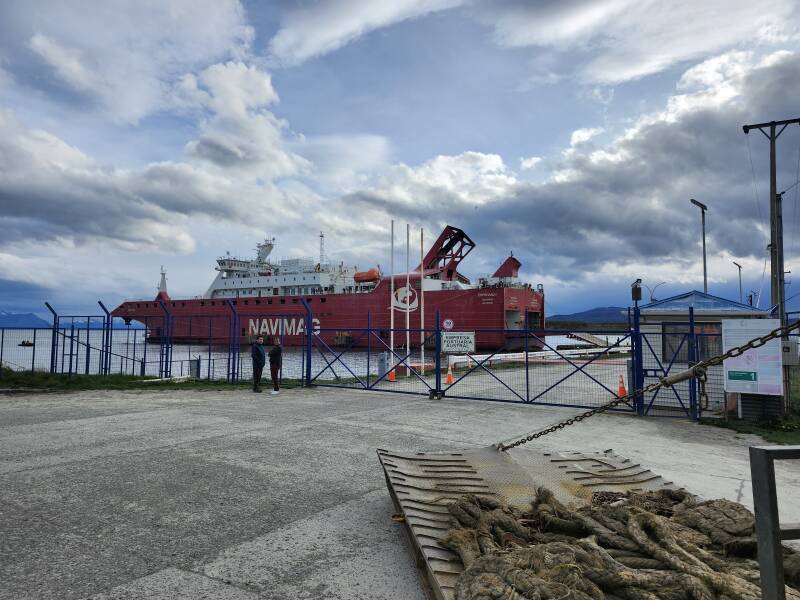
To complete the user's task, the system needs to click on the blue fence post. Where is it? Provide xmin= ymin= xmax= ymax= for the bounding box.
xmin=633 ymin=305 xmax=644 ymax=415
xmin=45 ymin=302 xmax=59 ymax=373
xmin=68 ymin=320 xmax=75 ymax=376
xmin=132 ymin=327 xmax=138 ymax=375
xmin=97 ymin=301 xmax=111 ymax=375
xmin=524 ymin=311 xmax=530 ymax=402
xmin=207 ymin=318 xmax=213 ymax=380
xmin=306 ymin=311 xmax=312 ymax=386
xmin=141 ymin=319 xmax=148 ymax=377
xmin=299 ymin=298 xmax=313 ymax=387
xmin=125 ymin=323 xmax=131 ymax=375
xmin=31 ymin=329 xmax=37 ymax=371
xmin=84 ymin=317 xmax=91 ymax=374
xmin=225 ymin=300 xmax=239 ymax=382
xmin=688 ymin=306 xmax=698 ymax=421
xmin=435 ymin=309 xmax=442 ymax=397
xmin=157 ymin=300 xmax=173 ymax=378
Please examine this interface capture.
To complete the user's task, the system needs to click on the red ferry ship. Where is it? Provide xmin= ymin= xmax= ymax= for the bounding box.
xmin=112 ymin=226 xmax=545 ymax=350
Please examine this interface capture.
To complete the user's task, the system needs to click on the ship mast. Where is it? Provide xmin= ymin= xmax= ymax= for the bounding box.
xmin=319 ymin=231 xmax=326 ymax=267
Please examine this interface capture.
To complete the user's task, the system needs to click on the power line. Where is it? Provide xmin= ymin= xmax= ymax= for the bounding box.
xmin=790 ymin=140 xmax=800 ymax=258
xmin=745 ymin=135 xmax=768 ymax=238
xmin=757 ymin=252 xmax=768 ymax=309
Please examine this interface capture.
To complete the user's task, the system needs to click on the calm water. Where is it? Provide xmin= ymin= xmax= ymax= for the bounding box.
xmin=0 ymin=327 xmax=411 ymax=382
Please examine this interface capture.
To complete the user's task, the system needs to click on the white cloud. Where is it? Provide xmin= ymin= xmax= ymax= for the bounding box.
xmin=268 ymin=0 xmax=462 ymax=65
xmin=570 ymin=127 xmax=604 ymax=146
xmin=0 ymin=107 xmax=302 ymax=253
xmin=520 ymin=156 xmax=542 ymax=170
xmin=373 ymin=151 xmax=516 ymax=206
xmin=29 ymin=34 xmax=106 ymax=96
xmin=182 ymin=62 xmax=310 ymax=179
xmin=291 ymin=134 xmax=392 ymax=194
xmin=470 ymin=0 xmax=798 ymax=83
xmin=11 ymin=0 xmax=253 ymax=122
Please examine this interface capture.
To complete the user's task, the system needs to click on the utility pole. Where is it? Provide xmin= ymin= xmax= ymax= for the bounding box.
xmin=743 ymin=117 xmax=800 ymax=415
xmin=742 ymin=118 xmax=800 ymax=324
xmin=733 ymin=261 xmax=742 ymax=303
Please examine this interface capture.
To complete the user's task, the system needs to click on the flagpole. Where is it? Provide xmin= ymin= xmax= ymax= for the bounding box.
xmin=390 ymin=220 xmax=394 ymax=366
xmin=420 ymin=227 xmax=425 ymax=375
xmin=406 ymin=223 xmax=410 ymax=375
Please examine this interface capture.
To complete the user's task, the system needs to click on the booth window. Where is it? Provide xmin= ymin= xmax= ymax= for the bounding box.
xmin=661 ymin=322 xmax=722 ymax=362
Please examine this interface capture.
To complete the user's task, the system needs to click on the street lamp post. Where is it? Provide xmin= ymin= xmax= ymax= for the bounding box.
xmin=690 ymin=199 xmax=708 ymax=293
xmin=733 ymin=261 xmax=742 ymax=303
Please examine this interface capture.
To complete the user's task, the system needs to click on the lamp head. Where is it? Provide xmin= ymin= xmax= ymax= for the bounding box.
xmin=690 ymin=198 xmax=707 ymax=211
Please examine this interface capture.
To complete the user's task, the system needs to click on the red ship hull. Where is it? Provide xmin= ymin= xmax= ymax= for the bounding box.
xmin=112 ymin=279 xmax=545 ymax=351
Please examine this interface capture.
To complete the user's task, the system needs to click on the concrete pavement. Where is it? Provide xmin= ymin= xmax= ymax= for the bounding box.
xmin=0 ymin=386 xmax=797 ymax=599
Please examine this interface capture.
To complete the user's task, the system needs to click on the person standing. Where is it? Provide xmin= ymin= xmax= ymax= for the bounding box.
xmin=251 ymin=335 xmax=265 ymax=393
xmin=268 ymin=336 xmax=282 ymax=395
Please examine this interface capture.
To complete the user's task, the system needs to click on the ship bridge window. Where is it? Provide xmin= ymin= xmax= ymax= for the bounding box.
xmin=255 ymin=299 xmax=260 ymax=305
xmin=211 ymin=301 xmax=215 ymax=306
xmin=200 ymin=301 xmax=205 ymax=306
xmin=292 ymin=299 xmax=298 ymax=304
xmin=268 ymin=300 xmax=273 ymax=305
xmin=280 ymin=299 xmax=285 ymax=304
xmin=243 ymin=300 xmax=248 ymax=305
xmin=136 ymin=303 xmax=140 ymax=308
xmin=321 ymin=298 xmax=326 ymax=303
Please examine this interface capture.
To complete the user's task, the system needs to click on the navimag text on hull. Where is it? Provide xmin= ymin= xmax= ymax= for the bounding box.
xmin=112 ymin=226 xmax=545 ymax=350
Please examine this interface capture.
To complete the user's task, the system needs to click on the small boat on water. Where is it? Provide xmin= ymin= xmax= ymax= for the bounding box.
xmin=18 ymin=340 xmax=34 ymax=347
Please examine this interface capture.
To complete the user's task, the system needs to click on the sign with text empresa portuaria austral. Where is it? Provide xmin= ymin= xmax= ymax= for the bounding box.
xmin=441 ymin=332 xmax=476 ymax=354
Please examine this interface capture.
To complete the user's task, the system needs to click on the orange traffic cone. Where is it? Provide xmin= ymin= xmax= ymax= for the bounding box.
xmin=618 ymin=374 xmax=627 ymax=397
xmin=446 ymin=363 xmax=454 ymax=385
xmin=388 ymin=368 xmax=396 ymax=382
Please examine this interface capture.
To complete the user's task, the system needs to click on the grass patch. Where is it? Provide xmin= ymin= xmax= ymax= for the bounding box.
xmin=0 ymin=368 xmax=304 ymax=392
xmin=700 ymin=413 xmax=800 ymax=445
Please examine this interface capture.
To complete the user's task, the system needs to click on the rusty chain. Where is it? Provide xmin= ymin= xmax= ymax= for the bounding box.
xmin=497 ymin=318 xmax=800 ymax=452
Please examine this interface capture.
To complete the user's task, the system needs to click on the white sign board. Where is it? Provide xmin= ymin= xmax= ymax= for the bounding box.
xmin=722 ymin=319 xmax=783 ymax=395
xmin=441 ymin=331 xmax=475 ymax=354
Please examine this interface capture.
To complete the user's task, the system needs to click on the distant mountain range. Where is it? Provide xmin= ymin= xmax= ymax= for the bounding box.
xmin=0 ymin=311 xmax=51 ymax=328
xmin=0 ymin=311 xmax=142 ymax=329
xmin=548 ymin=306 xmax=627 ymax=324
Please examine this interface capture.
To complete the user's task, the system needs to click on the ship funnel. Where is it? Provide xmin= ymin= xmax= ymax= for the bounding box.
xmin=155 ymin=266 xmax=171 ymax=301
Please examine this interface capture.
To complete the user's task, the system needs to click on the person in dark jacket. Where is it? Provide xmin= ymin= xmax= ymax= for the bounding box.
xmin=251 ymin=335 xmax=266 ymax=392
xmin=268 ymin=336 xmax=282 ymax=395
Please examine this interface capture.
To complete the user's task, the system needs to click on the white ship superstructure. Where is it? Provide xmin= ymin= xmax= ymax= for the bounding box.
xmin=204 ymin=234 xmax=367 ymax=299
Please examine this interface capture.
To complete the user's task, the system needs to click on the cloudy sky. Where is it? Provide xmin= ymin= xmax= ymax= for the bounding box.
xmin=1 ymin=0 xmax=800 ymax=316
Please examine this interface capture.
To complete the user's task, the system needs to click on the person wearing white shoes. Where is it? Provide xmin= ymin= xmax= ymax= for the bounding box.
xmin=268 ymin=336 xmax=282 ymax=395
xmin=251 ymin=335 xmax=265 ymax=393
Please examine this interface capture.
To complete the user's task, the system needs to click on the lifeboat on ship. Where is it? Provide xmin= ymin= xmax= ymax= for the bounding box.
xmin=354 ymin=268 xmax=381 ymax=284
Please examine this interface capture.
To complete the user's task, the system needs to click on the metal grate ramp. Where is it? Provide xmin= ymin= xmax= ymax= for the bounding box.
xmin=377 ymin=446 xmax=679 ymax=600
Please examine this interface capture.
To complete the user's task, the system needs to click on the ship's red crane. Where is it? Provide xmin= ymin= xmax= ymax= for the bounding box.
xmin=417 ymin=225 xmax=475 ymax=282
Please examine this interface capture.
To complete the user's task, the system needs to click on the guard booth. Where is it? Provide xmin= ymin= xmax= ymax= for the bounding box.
xmin=637 ymin=290 xmax=771 ymax=416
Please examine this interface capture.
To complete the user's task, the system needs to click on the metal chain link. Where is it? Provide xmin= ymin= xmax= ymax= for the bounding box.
xmin=498 ymin=319 xmax=800 ymax=452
